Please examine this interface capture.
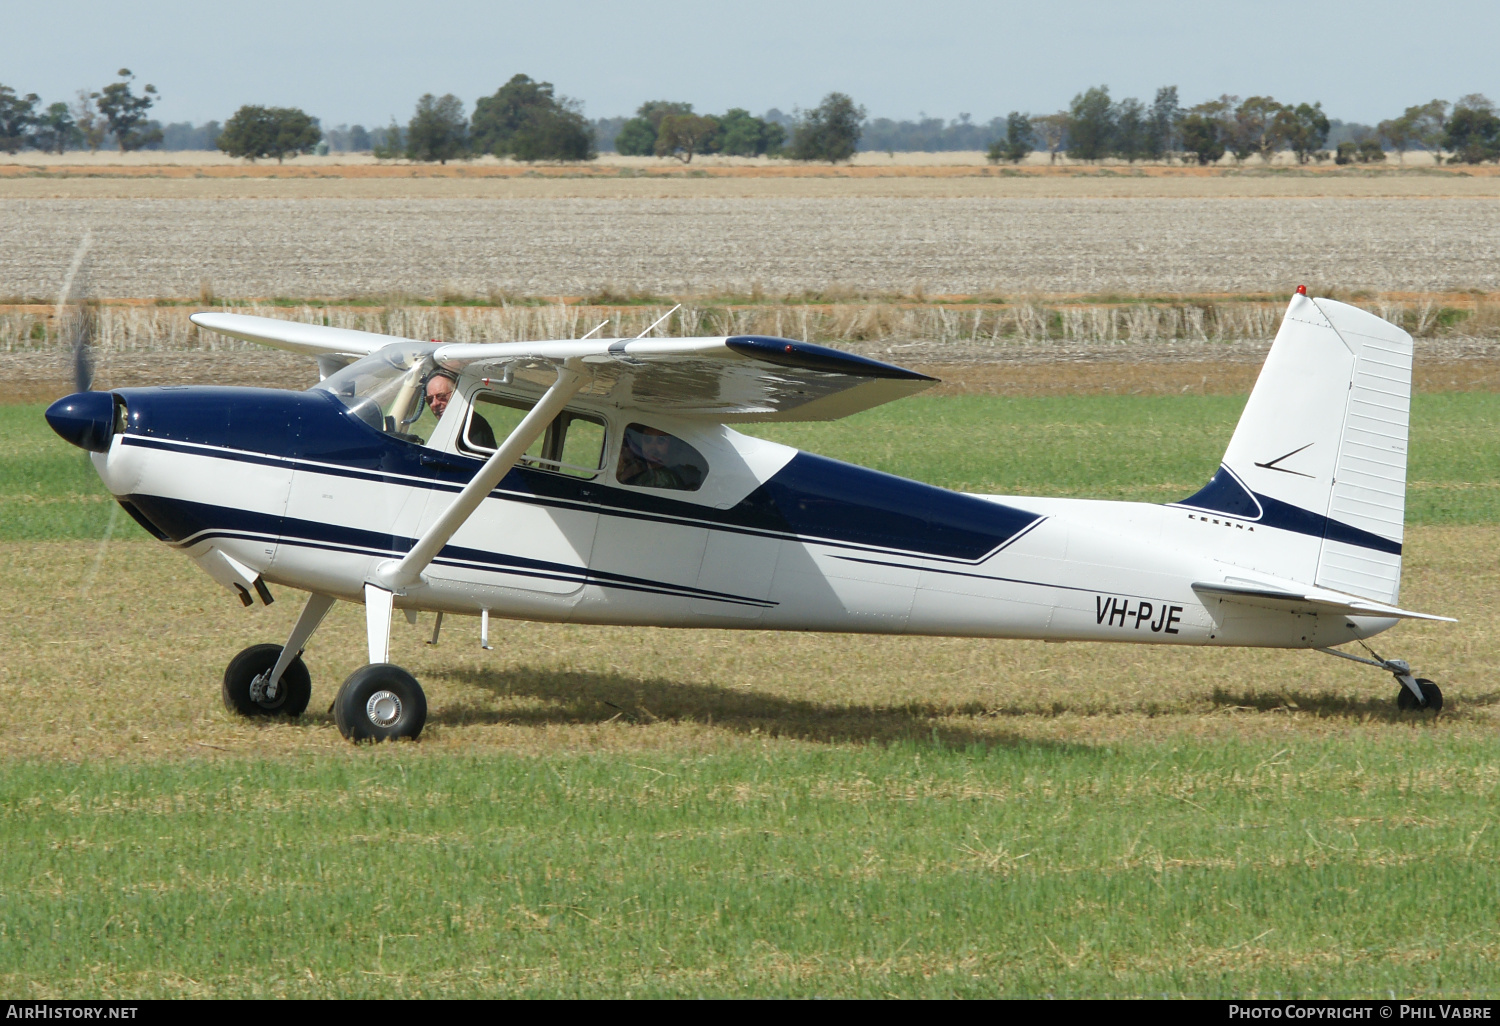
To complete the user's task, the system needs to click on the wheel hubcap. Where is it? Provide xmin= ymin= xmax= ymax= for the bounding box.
xmin=249 ymin=670 xmax=281 ymax=707
xmin=366 ymin=690 xmax=402 ymax=727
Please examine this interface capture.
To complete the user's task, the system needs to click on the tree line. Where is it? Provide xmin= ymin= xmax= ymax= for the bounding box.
xmin=338 ymin=86 xmax=862 ymax=163
xmin=0 ymin=70 xmax=162 ymax=154
xmin=0 ymin=68 xmax=863 ymax=163
xmin=4 ymin=69 xmax=1499 ymax=165
xmin=984 ymin=87 xmax=1500 ymax=166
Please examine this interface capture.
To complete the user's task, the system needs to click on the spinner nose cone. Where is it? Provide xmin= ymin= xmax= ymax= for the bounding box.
xmin=45 ymin=391 xmax=116 ymax=452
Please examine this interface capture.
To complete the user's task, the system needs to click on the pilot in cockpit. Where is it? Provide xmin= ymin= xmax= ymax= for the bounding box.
xmin=426 ymin=369 xmax=495 ymax=449
xmin=618 ymin=424 xmax=687 ymax=489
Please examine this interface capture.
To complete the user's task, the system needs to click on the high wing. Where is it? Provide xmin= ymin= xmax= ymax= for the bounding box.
xmin=189 ymin=314 xmax=936 ymax=422
xmin=1192 ymin=580 xmax=1454 ymax=622
xmin=433 ymin=334 xmax=936 ymax=421
xmin=189 ymin=312 xmax=413 ymax=359
xmin=190 ymin=311 xmax=421 ymax=381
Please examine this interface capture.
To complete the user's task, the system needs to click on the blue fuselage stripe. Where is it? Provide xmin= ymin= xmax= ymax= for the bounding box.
xmin=128 ymin=495 xmax=778 ymax=608
xmin=1174 ymin=465 xmax=1402 ymax=555
xmin=114 ymin=385 xmax=1043 ymax=563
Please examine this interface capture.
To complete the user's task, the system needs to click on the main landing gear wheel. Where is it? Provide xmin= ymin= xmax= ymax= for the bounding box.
xmin=1397 ymin=678 xmax=1443 ymax=714
xmin=334 ymin=664 xmax=427 ymax=742
xmin=222 ymin=644 xmax=312 ymax=717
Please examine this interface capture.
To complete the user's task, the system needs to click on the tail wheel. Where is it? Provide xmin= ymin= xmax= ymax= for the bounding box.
xmin=334 ymin=663 xmax=427 ymax=742
xmin=223 ymin=643 xmax=312 ymax=718
xmin=1396 ymin=678 xmax=1443 ymax=713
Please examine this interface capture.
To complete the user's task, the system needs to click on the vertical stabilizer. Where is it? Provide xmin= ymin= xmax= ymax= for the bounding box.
xmin=1179 ymin=294 xmax=1412 ymax=602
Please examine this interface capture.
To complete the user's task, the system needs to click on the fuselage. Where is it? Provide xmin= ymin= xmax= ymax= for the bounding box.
xmin=84 ymin=385 xmax=1392 ymax=650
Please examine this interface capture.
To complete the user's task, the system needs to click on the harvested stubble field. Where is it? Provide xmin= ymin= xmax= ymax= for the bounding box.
xmin=1 ymin=386 xmax=1498 ymax=997
xmin=8 ymin=173 xmax=1500 ymax=203
xmin=4 ymin=156 xmax=1500 ymax=187
xmin=6 ymin=196 xmax=1500 ymax=299
xmin=11 ymin=296 xmax=1500 ymax=351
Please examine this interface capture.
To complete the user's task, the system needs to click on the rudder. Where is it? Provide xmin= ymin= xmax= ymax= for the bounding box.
xmin=1178 ymin=294 xmax=1412 ymax=602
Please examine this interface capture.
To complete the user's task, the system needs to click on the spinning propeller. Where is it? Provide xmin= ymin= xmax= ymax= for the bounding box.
xmin=44 ymin=232 xmax=118 ymax=451
xmin=35 ymin=230 xmax=124 ymax=594
xmin=58 ymin=229 xmax=95 ymax=391
xmin=69 ymin=297 xmax=97 ymax=394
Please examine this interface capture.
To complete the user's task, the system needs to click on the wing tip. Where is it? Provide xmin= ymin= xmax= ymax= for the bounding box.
xmin=726 ymin=335 xmax=935 ymax=381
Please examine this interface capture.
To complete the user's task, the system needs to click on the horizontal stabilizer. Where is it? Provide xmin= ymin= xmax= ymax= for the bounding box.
xmin=1192 ymin=581 xmax=1454 ymax=622
xmin=190 ymin=313 xmax=414 ymax=359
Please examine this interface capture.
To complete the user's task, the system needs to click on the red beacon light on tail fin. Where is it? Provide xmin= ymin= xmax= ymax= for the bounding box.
xmin=1296 ymin=285 xmax=1308 ymax=295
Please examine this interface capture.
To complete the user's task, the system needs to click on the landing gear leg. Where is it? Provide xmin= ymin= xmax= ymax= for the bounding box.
xmin=333 ymin=584 xmax=427 ymax=742
xmin=261 ymin=593 xmax=335 ymax=700
xmin=1317 ymin=643 xmax=1443 ymax=713
xmin=364 ymin=584 xmax=393 ymax=665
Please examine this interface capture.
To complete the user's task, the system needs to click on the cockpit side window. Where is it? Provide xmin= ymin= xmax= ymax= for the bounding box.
xmin=314 ymin=342 xmax=439 ymax=439
xmin=461 ymin=391 xmax=607 ymax=479
xmin=616 ymin=424 xmax=708 ymax=491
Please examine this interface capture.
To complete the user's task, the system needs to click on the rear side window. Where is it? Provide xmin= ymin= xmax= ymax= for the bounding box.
xmin=555 ymin=415 xmax=606 ymax=478
xmin=462 ymin=392 xmax=607 ymax=479
xmin=617 ymin=424 xmax=708 ymax=491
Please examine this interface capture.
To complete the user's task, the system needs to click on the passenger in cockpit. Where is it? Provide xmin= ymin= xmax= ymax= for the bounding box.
xmin=427 ymin=370 xmax=495 ymax=449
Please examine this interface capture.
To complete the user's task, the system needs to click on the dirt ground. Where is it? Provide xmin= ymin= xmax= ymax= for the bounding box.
xmin=4 ymin=167 xmax=1497 ymax=200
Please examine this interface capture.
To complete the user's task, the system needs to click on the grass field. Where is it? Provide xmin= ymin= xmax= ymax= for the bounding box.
xmin=4 ymin=740 xmax=1499 ymax=998
xmin=2 ymin=390 xmax=1498 ymax=997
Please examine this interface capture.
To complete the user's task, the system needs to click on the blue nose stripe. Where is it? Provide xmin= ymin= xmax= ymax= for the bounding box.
xmin=45 ymin=391 xmax=116 ymax=453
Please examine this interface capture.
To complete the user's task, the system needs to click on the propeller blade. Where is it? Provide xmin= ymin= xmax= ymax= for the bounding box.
xmin=71 ymin=303 xmax=96 ymax=393
xmin=55 ymin=230 xmax=94 ymax=393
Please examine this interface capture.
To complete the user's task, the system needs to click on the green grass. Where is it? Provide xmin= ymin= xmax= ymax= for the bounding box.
xmin=4 ymin=741 xmax=1497 ymax=998
xmin=5 ymin=390 xmax=1500 ymax=997
xmin=5 ymin=393 xmax=1499 ymax=542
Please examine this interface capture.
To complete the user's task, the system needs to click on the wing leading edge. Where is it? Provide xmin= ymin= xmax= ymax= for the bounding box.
xmin=189 ymin=312 xmax=413 ymax=359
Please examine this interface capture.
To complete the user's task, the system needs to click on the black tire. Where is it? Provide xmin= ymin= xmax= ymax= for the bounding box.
xmin=222 ymin=643 xmax=312 ymax=718
xmin=1396 ymin=678 xmax=1443 ymax=713
xmin=334 ymin=663 xmax=427 ymax=742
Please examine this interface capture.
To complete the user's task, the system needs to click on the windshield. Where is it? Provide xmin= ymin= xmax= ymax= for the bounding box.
xmin=314 ymin=342 xmax=440 ymax=435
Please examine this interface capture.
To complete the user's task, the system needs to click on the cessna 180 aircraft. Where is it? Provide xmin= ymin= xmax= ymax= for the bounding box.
xmin=45 ymin=290 xmax=1451 ymax=742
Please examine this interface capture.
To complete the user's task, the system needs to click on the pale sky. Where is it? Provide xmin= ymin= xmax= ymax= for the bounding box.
xmin=6 ymin=0 xmax=1496 ymax=127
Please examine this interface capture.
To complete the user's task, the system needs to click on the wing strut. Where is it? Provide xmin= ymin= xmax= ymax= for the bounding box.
xmin=370 ymin=359 xmax=587 ymax=597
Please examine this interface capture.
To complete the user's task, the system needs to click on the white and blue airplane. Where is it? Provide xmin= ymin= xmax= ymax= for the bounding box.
xmin=45 ymin=290 xmax=1451 ymax=742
